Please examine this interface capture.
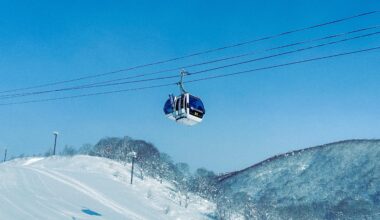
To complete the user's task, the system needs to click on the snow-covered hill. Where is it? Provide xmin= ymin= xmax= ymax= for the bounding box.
xmin=218 ymin=140 xmax=380 ymax=219
xmin=0 ymin=155 xmax=214 ymax=220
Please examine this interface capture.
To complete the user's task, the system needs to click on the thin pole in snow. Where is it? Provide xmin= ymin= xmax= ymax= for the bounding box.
xmin=129 ymin=151 xmax=137 ymax=185
xmin=131 ymin=156 xmax=135 ymax=184
xmin=3 ymin=149 xmax=7 ymax=162
xmin=53 ymin=132 xmax=59 ymax=156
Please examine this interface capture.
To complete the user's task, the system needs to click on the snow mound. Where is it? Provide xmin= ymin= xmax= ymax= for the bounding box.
xmin=218 ymin=139 xmax=380 ymax=219
xmin=0 ymin=155 xmax=214 ymax=220
xmin=22 ymin=157 xmax=44 ymax=166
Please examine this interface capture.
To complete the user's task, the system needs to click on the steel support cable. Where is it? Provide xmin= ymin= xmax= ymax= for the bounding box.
xmin=0 ymin=83 xmax=176 ymax=106
xmin=63 ymin=25 xmax=380 ymax=88
xmin=0 ymin=46 xmax=379 ymax=106
xmin=1 ymin=30 xmax=379 ymax=100
xmin=0 ymin=11 xmax=377 ymax=94
xmin=188 ymin=31 xmax=380 ymax=76
xmin=185 ymin=46 xmax=380 ymax=84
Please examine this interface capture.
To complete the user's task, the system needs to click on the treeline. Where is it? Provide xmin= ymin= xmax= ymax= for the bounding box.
xmin=76 ymin=136 xmax=254 ymax=219
xmin=60 ymin=136 xmax=219 ymax=204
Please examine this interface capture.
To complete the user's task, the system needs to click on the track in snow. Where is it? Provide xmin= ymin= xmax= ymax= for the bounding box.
xmin=0 ymin=156 xmax=214 ymax=220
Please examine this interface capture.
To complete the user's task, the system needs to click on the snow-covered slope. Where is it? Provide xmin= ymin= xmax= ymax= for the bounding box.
xmin=0 ymin=155 xmax=214 ymax=220
xmin=218 ymin=140 xmax=380 ymax=219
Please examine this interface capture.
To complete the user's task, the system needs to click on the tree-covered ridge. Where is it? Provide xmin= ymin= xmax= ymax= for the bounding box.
xmin=68 ymin=136 xmax=219 ymax=208
xmin=217 ymin=139 xmax=380 ymax=219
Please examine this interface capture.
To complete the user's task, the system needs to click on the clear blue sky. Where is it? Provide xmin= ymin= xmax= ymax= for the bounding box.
xmin=0 ymin=0 xmax=379 ymax=172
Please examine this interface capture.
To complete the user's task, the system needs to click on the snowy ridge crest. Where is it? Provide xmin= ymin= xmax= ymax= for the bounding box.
xmin=218 ymin=139 xmax=380 ymax=182
xmin=216 ymin=139 xmax=380 ymax=219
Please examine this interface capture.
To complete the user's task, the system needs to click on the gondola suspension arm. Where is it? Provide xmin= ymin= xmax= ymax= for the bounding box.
xmin=177 ymin=70 xmax=188 ymax=94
